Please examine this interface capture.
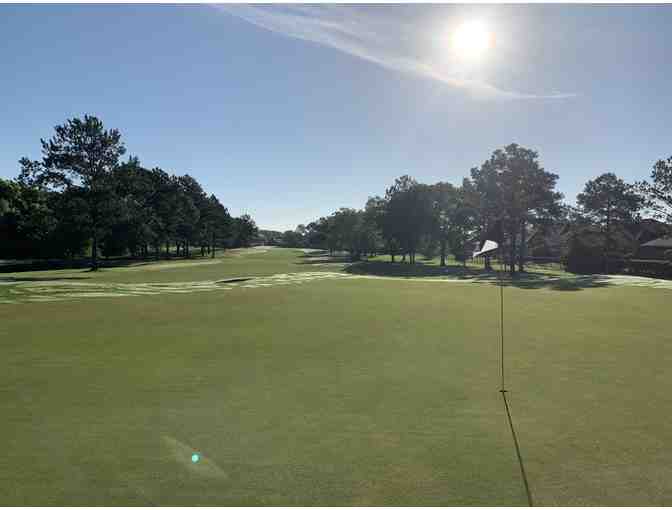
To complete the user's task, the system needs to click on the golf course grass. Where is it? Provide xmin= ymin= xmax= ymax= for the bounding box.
xmin=1 ymin=247 xmax=671 ymax=505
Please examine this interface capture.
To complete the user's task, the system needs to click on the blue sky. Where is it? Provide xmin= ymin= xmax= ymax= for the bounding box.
xmin=1 ymin=4 xmax=671 ymax=231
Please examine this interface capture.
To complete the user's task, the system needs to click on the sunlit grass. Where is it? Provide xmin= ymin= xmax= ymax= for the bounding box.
xmin=1 ymin=248 xmax=671 ymax=505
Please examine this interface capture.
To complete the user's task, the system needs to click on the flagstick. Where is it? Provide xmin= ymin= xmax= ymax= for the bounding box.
xmin=497 ymin=245 xmax=533 ymax=506
xmin=473 ymin=240 xmax=507 ymax=394
xmin=499 ymin=246 xmax=505 ymax=394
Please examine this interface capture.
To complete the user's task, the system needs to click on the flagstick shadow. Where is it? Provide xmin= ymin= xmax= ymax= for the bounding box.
xmin=501 ymin=391 xmax=534 ymax=507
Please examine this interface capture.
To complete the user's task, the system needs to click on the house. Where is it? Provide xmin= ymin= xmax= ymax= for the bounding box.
xmin=628 ymin=218 xmax=670 ymax=246
xmin=635 ymin=236 xmax=672 ymax=260
xmin=628 ymin=235 xmax=672 ymax=277
xmin=528 ymin=218 xmax=670 ymax=260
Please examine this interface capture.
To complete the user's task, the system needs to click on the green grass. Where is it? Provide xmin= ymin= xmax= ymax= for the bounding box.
xmin=1 ymin=248 xmax=671 ymax=505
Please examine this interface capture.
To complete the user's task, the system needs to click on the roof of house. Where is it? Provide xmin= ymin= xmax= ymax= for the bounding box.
xmin=641 ymin=236 xmax=672 ymax=248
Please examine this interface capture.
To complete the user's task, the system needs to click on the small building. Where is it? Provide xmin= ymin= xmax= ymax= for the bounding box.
xmin=636 ymin=236 xmax=672 ymax=260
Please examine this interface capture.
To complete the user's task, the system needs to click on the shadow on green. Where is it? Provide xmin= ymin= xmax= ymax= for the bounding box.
xmin=344 ymin=260 xmax=614 ymax=291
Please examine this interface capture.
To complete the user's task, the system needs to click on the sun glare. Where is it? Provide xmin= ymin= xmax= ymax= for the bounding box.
xmin=451 ymin=21 xmax=492 ymax=59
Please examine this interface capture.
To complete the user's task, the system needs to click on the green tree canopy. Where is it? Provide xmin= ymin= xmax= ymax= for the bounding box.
xmin=577 ymin=172 xmax=643 ymax=273
xmin=20 ymin=115 xmax=126 ymax=269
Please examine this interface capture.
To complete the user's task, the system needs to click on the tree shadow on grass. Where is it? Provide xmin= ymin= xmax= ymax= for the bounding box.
xmin=296 ymin=257 xmax=352 ymax=266
xmin=344 ymin=260 xmax=614 ymax=291
xmin=501 ymin=274 xmax=613 ymax=291
xmin=0 ymin=275 xmax=92 ymax=283
xmin=295 ymin=250 xmax=353 ymax=266
xmin=0 ymin=255 xmax=218 ymax=274
xmin=298 ymin=250 xmax=330 ymax=258
xmin=346 ymin=260 xmax=479 ymax=278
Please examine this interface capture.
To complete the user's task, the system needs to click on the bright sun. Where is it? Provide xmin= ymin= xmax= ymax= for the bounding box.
xmin=451 ymin=21 xmax=492 ymax=59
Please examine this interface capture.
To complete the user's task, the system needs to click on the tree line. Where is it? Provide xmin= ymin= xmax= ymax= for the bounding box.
xmin=280 ymin=143 xmax=672 ymax=275
xmin=0 ymin=115 xmax=258 ymax=269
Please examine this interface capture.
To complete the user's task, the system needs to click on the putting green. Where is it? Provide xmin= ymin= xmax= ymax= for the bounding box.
xmin=1 ymin=248 xmax=670 ymax=505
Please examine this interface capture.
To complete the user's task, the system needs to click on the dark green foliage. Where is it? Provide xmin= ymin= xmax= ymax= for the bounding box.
xmin=28 ymin=115 xmax=127 ymax=269
xmin=101 ymin=221 xmax=135 ymax=257
xmin=577 ymin=172 xmax=643 ymax=273
xmin=382 ymin=176 xmax=435 ymax=264
xmin=292 ymin=142 xmax=662 ymax=280
xmin=280 ymin=229 xmax=305 ymax=248
xmin=1 ymin=116 xmax=249 ymax=263
xmin=638 ymin=155 xmax=672 ymax=226
xmin=298 ymin=147 xmax=564 ymax=272
xmin=432 ymin=180 xmax=477 ymax=267
xmin=258 ymin=229 xmax=283 ymax=245
xmin=3 ymin=118 xmax=663 ymax=281
xmin=231 ymin=214 xmax=258 ymax=247
xmin=471 ymin=144 xmax=564 ymax=274
xmin=48 ymin=188 xmax=90 ymax=258
xmin=303 ymin=207 xmax=380 ymax=260
xmin=304 ymin=218 xmax=332 ymax=250
xmin=564 ymin=228 xmax=605 ymax=274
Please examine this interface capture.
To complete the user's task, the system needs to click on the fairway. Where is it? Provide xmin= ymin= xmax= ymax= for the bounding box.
xmin=1 ymin=248 xmax=671 ymax=505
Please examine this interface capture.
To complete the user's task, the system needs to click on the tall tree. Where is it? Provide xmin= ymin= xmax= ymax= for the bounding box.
xmin=232 ymin=214 xmax=258 ymax=247
xmin=384 ymin=176 xmax=434 ymax=264
xmin=175 ymin=174 xmax=204 ymax=257
xmin=305 ymin=217 xmax=331 ymax=250
xmin=5 ymin=116 xmax=249 ymax=263
xmin=431 ymin=182 xmax=459 ymax=267
xmin=201 ymin=194 xmax=231 ymax=258
xmin=20 ymin=115 xmax=126 ymax=270
xmin=577 ymin=172 xmax=643 ymax=273
xmin=330 ymin=208 xmax=362 ymax=260
xmin=361 ymin=199 xmax=383 ymax=257
xmin=448 ymin=182 xmax=478 ymax=266
xmin=473 ymin=144 xmax=563 ymax=274
xmin=638 ymin=155 xmax=672 ymax=226
xmin=468 ymin=164 xmax=500 ymax=271
xmin=366 ymin=195 xmax=399 ymax=262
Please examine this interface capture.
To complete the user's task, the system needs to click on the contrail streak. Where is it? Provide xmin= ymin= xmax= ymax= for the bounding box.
xmin=216 ymin=5 xmax=576 ymax=100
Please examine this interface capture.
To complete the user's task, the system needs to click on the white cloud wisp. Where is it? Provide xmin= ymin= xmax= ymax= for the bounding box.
xmin=216 ymin=5 xmax=575 ymax=101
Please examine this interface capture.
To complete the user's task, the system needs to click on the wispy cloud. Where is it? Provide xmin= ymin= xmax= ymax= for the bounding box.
xmin=215 ymin=5 xmax=575 ymax=100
